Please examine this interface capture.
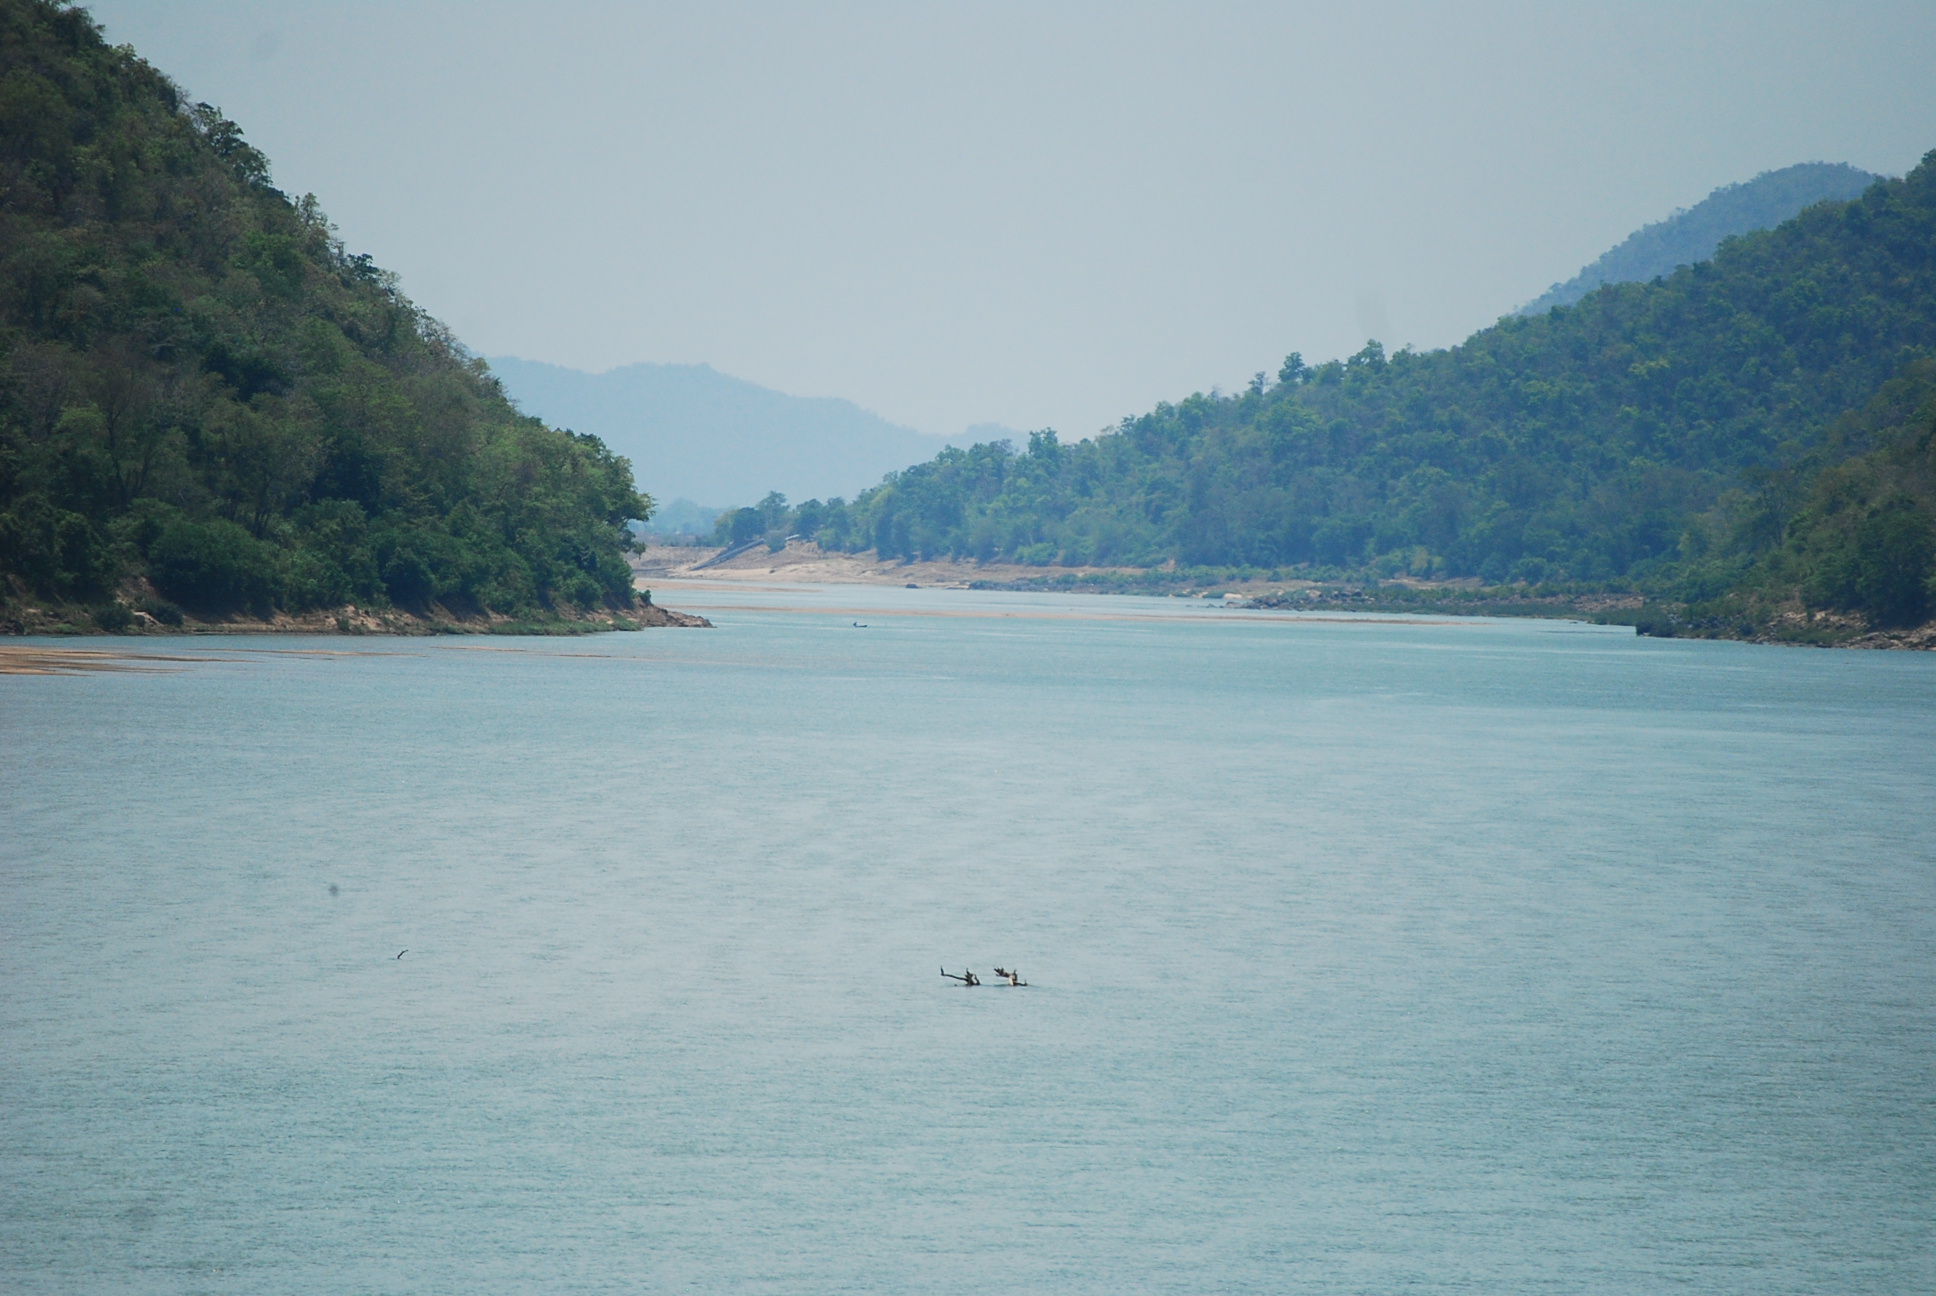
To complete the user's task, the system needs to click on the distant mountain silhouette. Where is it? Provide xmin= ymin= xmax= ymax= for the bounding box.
xmin=486 ymin=357 xmax=947 ymax=507
xmin=1519 ymin=162 xmax=1878 ymax=315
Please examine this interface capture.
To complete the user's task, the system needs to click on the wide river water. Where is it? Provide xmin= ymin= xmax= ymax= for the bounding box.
xmin=3 ymin=586 xmax=1933 ymax=1294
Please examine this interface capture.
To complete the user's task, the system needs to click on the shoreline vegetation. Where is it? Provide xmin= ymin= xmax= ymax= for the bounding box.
xmin=0 ymin=2 xmax=710 ymax=637
xmin=4 ymin=3 xmax=1929 ymax=652
xmin=697 ymin=158 xmax=1936 ymax=654
xmin=1 ymin=583 xmax=708 ymax=636
xmin=636 ymin=539 xmax=1935 ymax=650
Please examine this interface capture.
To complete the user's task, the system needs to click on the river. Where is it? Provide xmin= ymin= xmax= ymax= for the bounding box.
xmin=3 ymin=587 xmax=1932 ymax=1293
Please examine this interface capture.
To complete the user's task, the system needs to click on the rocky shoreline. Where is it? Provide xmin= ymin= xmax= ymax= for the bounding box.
xmin=0 ymin=584 xmax=710 ymax=637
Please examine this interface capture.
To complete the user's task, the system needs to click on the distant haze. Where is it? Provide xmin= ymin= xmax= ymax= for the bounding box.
xmin=487 ymin=358 xmax=945 ymax=507
xmin=86 ymin=2 xmax=1936 ymax=439
xmin=520 ymin=161 xmax=1878 ymax=511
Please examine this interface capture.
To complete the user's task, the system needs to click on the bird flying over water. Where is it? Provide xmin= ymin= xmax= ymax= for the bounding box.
xmin=396 ymin=949 xmax=407 ymax=959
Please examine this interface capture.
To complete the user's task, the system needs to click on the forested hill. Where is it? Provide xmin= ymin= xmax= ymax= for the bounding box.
xmin=0 ymin=0 xmax=648 ymax=629
xmin=744 ymin=154 xmax=1936 ymax=626
xmin=1519 ymin=162 xmax=1878 ymax=315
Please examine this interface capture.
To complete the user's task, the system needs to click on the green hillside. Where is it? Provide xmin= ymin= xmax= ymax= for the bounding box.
xmin=1518 ymin=162 xmax=1878 ymax=315
xmin=0 ymin=0 xmax=649 ymax=630
xmin=734 ymin=154 xmax=1936 ymax=638
xmin=1671 ymin=358 xmax=1936 ymax=639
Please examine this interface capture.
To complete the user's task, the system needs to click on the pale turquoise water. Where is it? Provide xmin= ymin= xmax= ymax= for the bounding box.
xmin=2 ymin=588 xmax=1933 ymax=1294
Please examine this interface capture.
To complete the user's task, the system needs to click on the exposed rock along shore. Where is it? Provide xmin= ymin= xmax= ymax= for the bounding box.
xmin=1 ymin=587 xmax=710 ymax=637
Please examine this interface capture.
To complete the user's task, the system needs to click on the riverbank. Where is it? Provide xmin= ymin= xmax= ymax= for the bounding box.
xmin=0 ymin=586 xmax=711 ymax=637
xmin=635 ymin=537 xmax=1116 ymax=589
xmin=632 ymin=540 xmax=1936 ymax=650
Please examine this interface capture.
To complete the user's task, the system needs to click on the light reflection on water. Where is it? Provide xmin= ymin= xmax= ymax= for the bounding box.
xmin=3 ymin=588 xmax=1933 ymax=1294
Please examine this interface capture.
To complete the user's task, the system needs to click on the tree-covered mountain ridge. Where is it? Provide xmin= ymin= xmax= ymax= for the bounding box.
xmin=0 ymin=0 xmax=684 ymax=634
xmin=1517 ymin=161 xmax=1878 ymax=316
xmin=724 ymin=152 xmax=1936 ymax=642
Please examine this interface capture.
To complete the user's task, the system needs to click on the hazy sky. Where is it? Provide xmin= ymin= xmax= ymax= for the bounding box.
xmin=88 ymin=2 xmax=1936 ymax=442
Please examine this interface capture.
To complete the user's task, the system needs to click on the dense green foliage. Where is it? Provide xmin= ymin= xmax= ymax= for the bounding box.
xmin=1519 ymin=162 xmax=1877 ymax=315
xmin=1676 ymin=360 xmax=1936 ymax=634
xmin=0 ymin=0 xmax=648 ymax=621
xmin=737 ymin=155 xmax=1936 ymax=631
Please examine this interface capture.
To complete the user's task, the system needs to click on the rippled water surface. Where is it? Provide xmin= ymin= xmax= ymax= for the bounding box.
xmin=3 ymin=588 xmax=1933 ymax=1294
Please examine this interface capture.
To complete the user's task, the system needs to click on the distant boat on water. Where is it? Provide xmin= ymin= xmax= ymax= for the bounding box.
xmin=941 ymin=966 xmax=1027 ymax=987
